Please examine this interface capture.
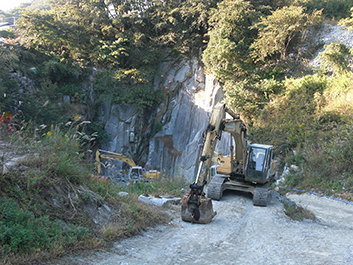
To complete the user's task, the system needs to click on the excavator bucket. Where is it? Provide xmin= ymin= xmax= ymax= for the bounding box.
xmin=181 ymin=194 xmax=217 ymax=224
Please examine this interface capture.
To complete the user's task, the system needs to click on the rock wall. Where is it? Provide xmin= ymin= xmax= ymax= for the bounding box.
xmin=99 ymin=57 xmax=229 ymax=181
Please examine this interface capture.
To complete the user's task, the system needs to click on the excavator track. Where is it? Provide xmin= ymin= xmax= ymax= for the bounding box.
xmin=207 ymin=175 xmax=226 ymax=200
xmin=253 ymin=183 xmax=270 ymax=207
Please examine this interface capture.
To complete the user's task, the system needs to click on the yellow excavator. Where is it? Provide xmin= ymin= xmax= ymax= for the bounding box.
xmin=181 ymin=103 xmax=277 ymax=224
xmin=95 ymin=149 xmax=160 ymax=180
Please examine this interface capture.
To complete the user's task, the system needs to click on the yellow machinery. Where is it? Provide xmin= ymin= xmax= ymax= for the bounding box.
xmin=95 ymin=149 xmax=160 ymax=180
xmin=181 ymin=103 xmax=277 ymax=224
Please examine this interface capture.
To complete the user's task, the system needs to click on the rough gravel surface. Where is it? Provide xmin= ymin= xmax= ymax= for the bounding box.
xmin=46 ymin=190 xmax=353 ymax=265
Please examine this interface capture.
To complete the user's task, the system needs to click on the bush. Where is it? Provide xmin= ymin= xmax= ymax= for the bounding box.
xmin=0 ymin=198 xmax=90 ymax=255
xmin=283 ymin=122 xmax=353 ymax=194
xmin=41 ymin=60 xmax=80 ymax=84
xmin=318 ymin=42 xmax=352 ymax=75
xmin=94 ymin=68 xmax=164 ymax=110
xmin=250 ymin=74 xmax=328 ymax=154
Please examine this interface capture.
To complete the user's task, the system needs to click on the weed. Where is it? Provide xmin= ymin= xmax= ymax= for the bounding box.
xmin=0 ymin=198 xmax=90 ymax=255
xmin=101 ymin=200 xmax=169 ymax=242
xmin=283 ymin=201 xmax=316 ymax=221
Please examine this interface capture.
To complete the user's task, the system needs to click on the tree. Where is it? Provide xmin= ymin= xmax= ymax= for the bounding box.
xmin=250 ymin=6 xmax=322 ymax=62
xmin=202 ymin=0 xmax=259 ymax=82
xmin=17 ymin=0 xmax=118 ymax=66
xmin=141 ymin=0 xmax=220 ymax=55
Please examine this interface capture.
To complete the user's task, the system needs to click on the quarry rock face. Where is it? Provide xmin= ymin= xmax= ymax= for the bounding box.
xmin=99 ymin=57 xmax=228 ymax=181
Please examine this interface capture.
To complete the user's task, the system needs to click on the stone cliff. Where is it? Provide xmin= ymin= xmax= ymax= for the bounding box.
xmin=98 ymin=57 xmax=229 ymax=181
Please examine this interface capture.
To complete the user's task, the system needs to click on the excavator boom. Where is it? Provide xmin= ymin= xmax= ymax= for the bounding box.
xmin=95 ymin=149 xmax=137 ymax=175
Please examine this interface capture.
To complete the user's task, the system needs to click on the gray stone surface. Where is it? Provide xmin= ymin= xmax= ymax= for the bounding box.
xmin=138 ymin=195 xmax=181 ymax=207
xmin=99 ymin=57 xmax=230 ymax=182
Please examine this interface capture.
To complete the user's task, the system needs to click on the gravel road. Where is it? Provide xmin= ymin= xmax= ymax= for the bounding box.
xmin=49 ymin=190 xmax=353 ymax=265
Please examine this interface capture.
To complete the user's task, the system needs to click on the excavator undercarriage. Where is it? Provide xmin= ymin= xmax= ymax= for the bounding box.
xmin=207 ymin=175 xmax=271 ymax=206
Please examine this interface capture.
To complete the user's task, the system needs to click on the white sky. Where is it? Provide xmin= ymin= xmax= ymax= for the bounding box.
xmin=0 ymin=0 xmax=32 ymax=12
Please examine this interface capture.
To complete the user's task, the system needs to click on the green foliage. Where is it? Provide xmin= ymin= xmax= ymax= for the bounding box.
xmin=1 ymin=124 xmax=184 ymax=263
xmin=317 ymin=42 xmax=352 ymax=74
xmin=17 ymin=1 xmax=111 ymax=65
xmin=250 ymin=6 xmax=322 ymax=62
xmin=0 ymin=46 xmax=87 ymax=125
xmin=0 ymin=125 xmax=99 ymax=261
xmin=223 ymin=77 xmax=284 ymax=121
xmin=0 ymin=198 xmax=90 ymax=255
xmin=202 ymin=0 xmax=259 ymax=82
xmin=339 ymin=7 xmax=353 ymax=30
xmin=17 ymin=123 xmax=92 ymax=184
xmin=283 ymin=201 xmax=315 ymax=221
xmin=249 ymin=70 xmax=353 ymax=198
xmin=249 ymin=0 xmax=293 ymax=10
xmin=0 ymin=49 xmax=20 ymax=112
xmin=0 ymin=28 xmax=17 ymax=39
xmin=148 ymin=0 xmax=219 ymax=55
xmin=285 ymin=149 xmax=305 ymax=166
xmin=283 ymin=122 xmax=353 ymax=194
xmin=24 ymin=0 xmax=50 ymax=11
xmin=320 ymin=73 xmax=353 ymax=118
xmin=250 ymin=74 xmax=328 ymax=153
xmin=34 ymin=60 xmax=84 ymax=99
xmin=95 ymin=38 xmax=129 ymax=67
xmin=41 ymin=60 xmax=77 ymax=84
xmin=94 ymin=68 xmax=164 ymax=109
xmin=299 ymin=0 xmax=353 ymax=19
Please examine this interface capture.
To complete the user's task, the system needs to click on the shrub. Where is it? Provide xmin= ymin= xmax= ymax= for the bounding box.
xmin=318 ymin=42 xmax=352 ymax=75
xmin=0 ymin=198 xmax=90 ymax=255
xmin=283 ymin=122 xmax=353 ymax=194
xmin=94 ymin=68 xmax=164 ymax=110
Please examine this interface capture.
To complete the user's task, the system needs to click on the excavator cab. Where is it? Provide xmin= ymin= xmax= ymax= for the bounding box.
xmin=245 ymin=144 xmax=273 ymax=184
xmin=129 ymin=166 xmax=147 ymax=180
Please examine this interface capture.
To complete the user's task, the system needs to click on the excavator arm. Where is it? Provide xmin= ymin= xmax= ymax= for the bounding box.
xmin=181 ymin=103 xmax=248 ymax=224
xmin=195 ymin=103 xmax=226 ymax=186
xmin=194 ymin=103 xmax=246 ymax=191
xmin=181 ymin=103 xmax=233 ymax=224
xmin=95 ymin=149 xmax=137 ymax=175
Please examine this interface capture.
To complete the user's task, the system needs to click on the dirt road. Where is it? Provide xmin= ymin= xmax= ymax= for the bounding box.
xmin=50 ymin=190 xmax=353 ymax=265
